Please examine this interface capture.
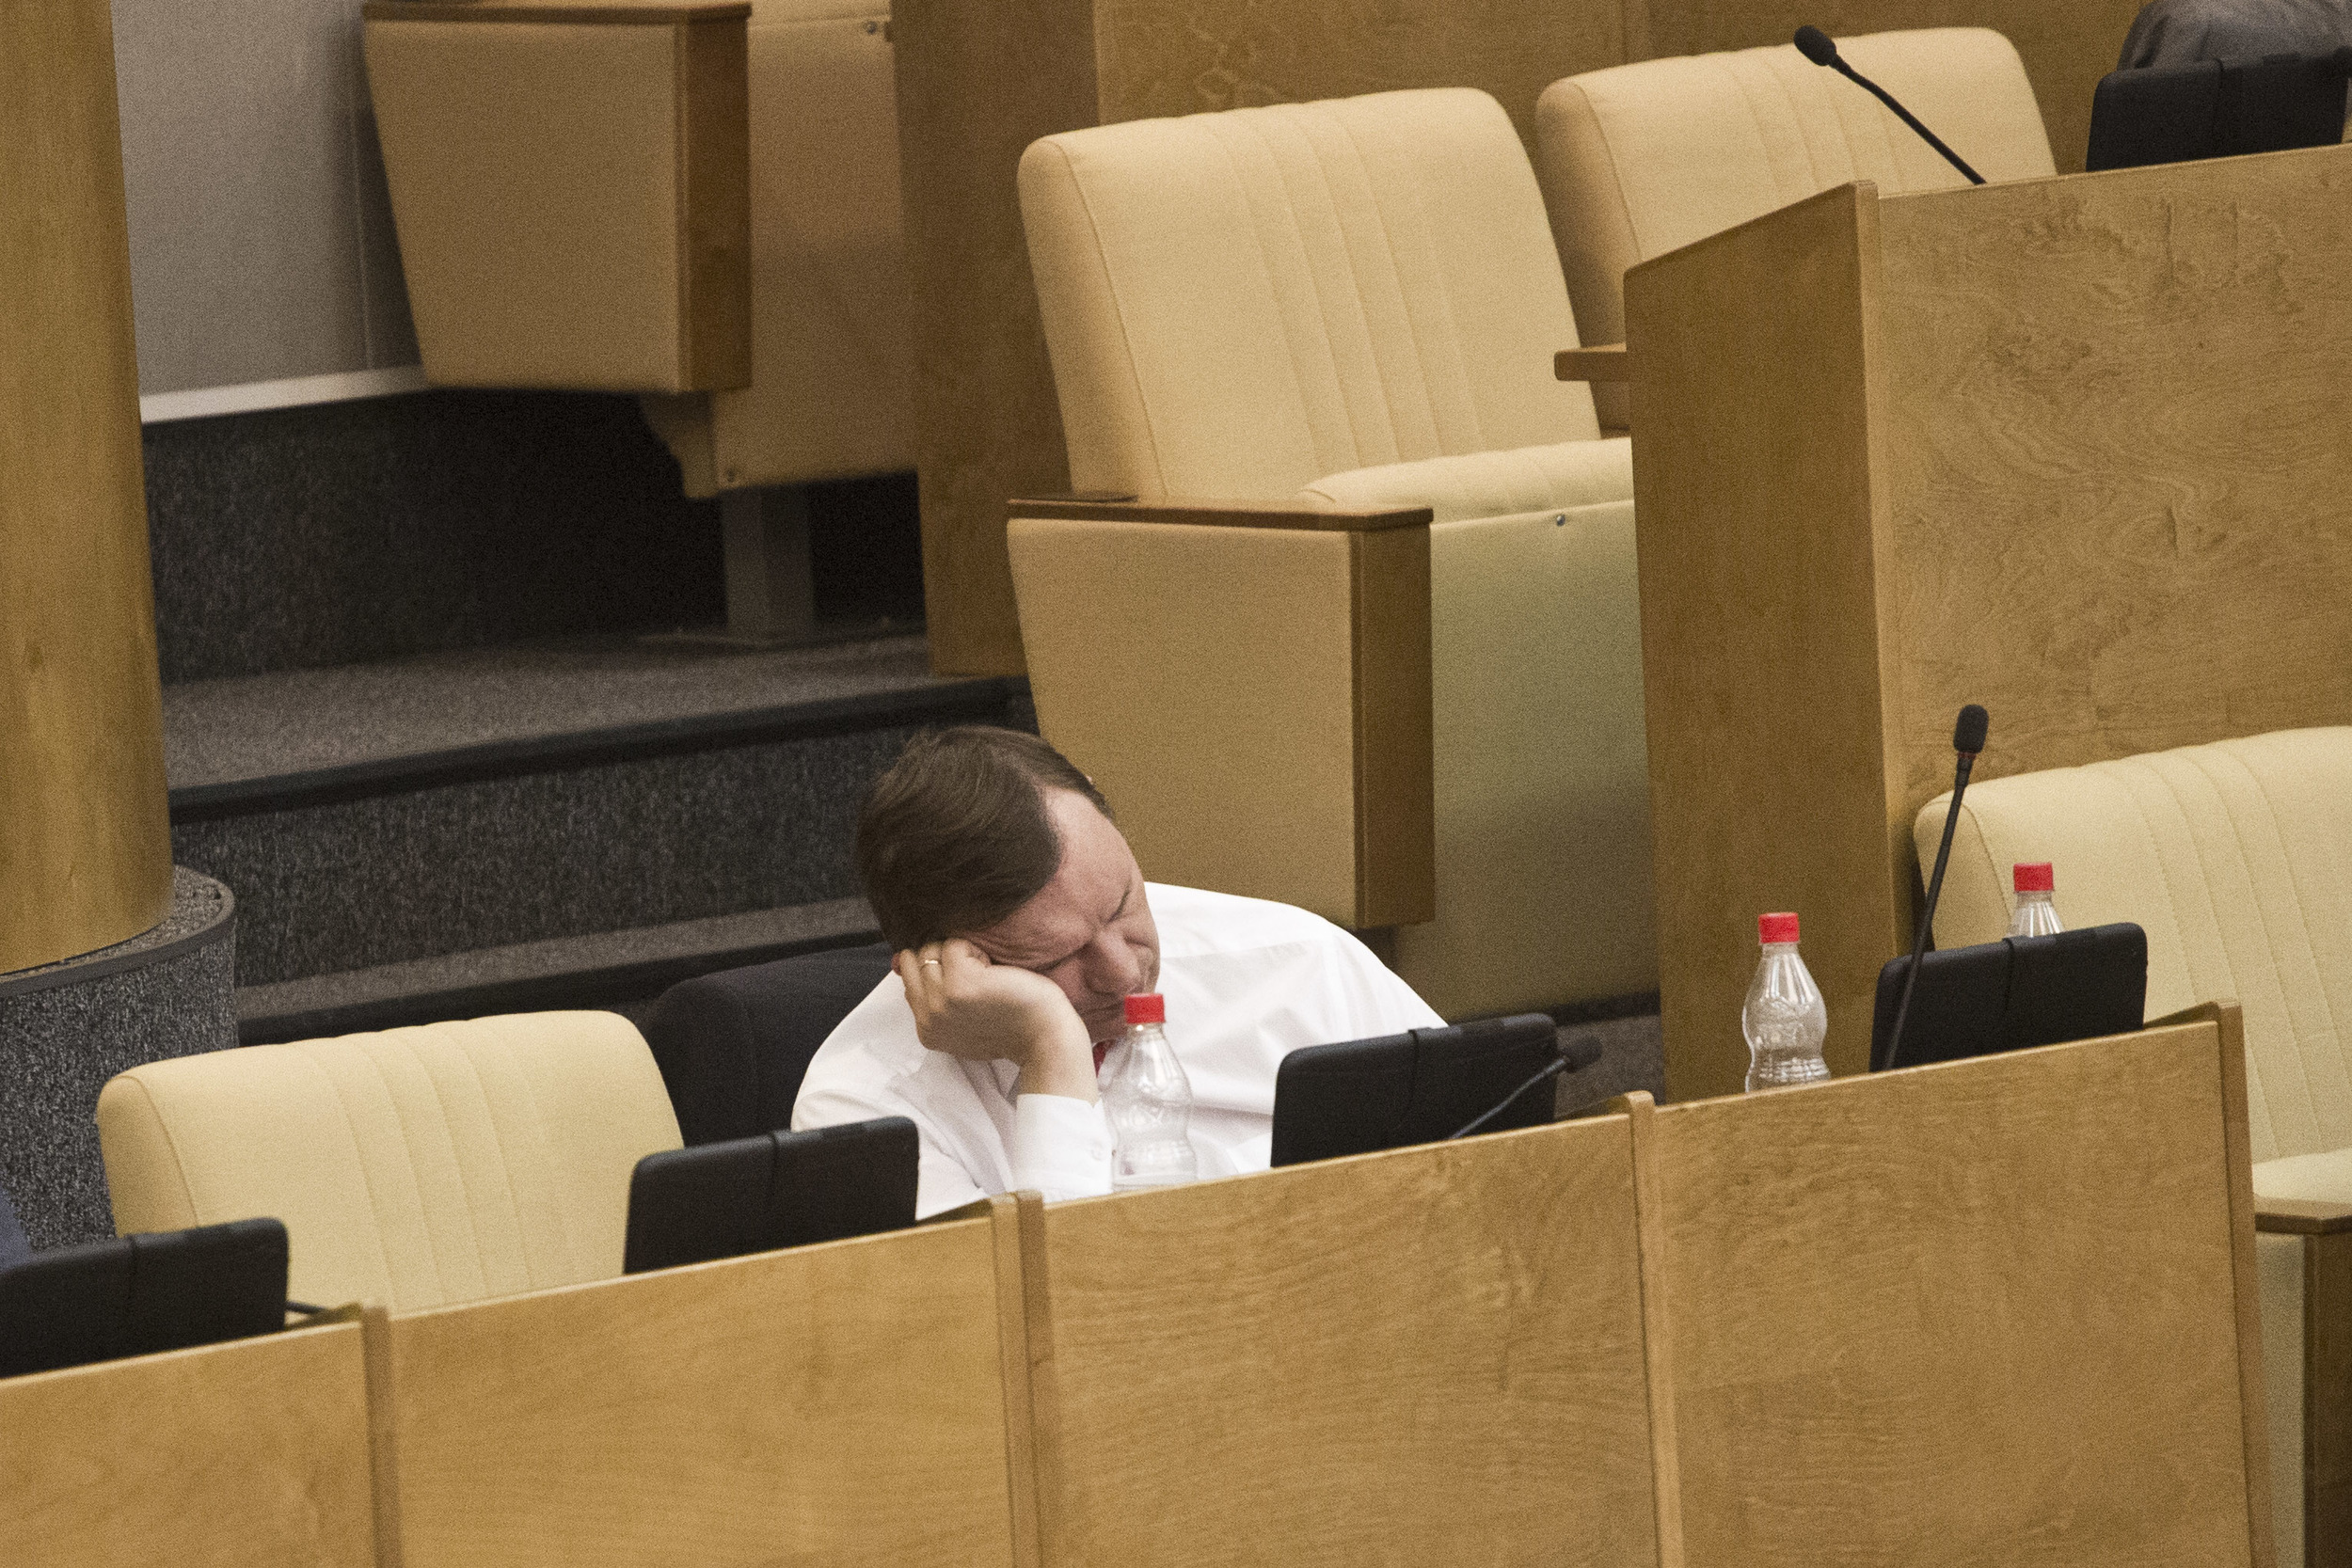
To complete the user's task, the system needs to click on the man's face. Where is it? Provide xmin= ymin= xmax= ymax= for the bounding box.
xmin=968 ymin=788 xmax=1160 ymax=1043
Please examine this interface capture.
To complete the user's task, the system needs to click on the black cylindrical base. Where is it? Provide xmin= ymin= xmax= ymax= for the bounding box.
xmin=0 ymin=868 xmax=236 ymax=1248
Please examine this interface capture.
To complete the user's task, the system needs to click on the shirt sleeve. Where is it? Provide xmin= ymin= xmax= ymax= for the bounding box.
xmin=1010 ymin=1093 xmax=1116 ymax=1203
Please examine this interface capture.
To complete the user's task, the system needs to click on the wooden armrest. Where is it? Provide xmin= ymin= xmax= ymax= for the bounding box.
xmin=1009 ymin=494 xmax=1431 ymax=533
xmin=361 ymin=0 xmax=750 ymax=24
xmin=2257 ymin=1196 xmax=2352 ymax=1235
xmin=1556 ymin=344 xmax=1635 ymax=383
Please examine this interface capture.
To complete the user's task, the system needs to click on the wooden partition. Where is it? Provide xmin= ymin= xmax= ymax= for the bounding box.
xmin=895 ymin=0 xmax=2145 ymax=674
xmin=1626 ymin=143 xmax=2352 ymax=1098
xmin=3 ymin=1022 xmax=2277 ymax=1567
xmin=367 ymin=1208 xmax=1028 ymax=1568
xmin=1013 ymin=1116 xmax=1675 ymax=1568
xmin=0 ymin=1320 xmax=377 ymax=1567
xmin=1640 ymin=1014 xmax=2273 ymax=1565
xmin=0 ymin=0 xmax=172 ymax=974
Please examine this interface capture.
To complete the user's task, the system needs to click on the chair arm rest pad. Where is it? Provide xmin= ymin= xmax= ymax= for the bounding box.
xmin=2256 ymin=1196 xmax=2352 ymax=1234
xmin=1009 ymin=494 xmax=1430 ymax=533
xmin=1555 ymin=344 xmax=1635 ymax=382
xmin=363 ymin=0 xmax=747 ymax=23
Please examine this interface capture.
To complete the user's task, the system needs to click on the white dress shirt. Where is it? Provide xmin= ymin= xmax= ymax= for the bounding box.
xmin=790 ymin=884 xmax=1445 ymax=1216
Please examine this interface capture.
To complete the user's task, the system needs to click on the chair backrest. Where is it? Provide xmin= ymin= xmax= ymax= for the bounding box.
xmin=643 ymin=943 xmax=894 ymax=1146
xmin=1918 ymin=726 xmax=2352 ymax=1164
xmin=96 ymin=1012 xmax=681 ymax=1313
xmin=1019 ymin=87 xmax=1599 ymax=502
xmin=1534 ymin=27 xmax=2056 ymax=420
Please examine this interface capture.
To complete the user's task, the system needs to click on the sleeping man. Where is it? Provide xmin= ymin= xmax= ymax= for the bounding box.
xmin=790 ymin=726 xmax=1443 ymax=1215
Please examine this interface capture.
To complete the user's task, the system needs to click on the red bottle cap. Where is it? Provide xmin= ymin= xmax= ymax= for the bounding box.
xmin=1757 ymin=912 xmax=1800 ymax=944
xmin=1122 ymin=993 xmax=1165 ymax=1024
xmin=2013 ymin=862 xmax=2054 ymax=894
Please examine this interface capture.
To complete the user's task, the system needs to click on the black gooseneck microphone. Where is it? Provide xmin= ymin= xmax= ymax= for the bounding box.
xmin=1448 ymin=1035 xmax=1606 ymax=1141
xmin=1877 ymin=703 xmax=1990 ymax=1072
xmin=1793 ymin=26 xmax=1987 ymax=186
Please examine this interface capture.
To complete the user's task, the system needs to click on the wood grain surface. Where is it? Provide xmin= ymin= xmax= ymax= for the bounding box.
xmin=893 ymin=0 xmax=1102 ymax=675
xmin=2259 ymin=1200 xmax=2352 ymax=1237
xmin=1876 ymin=144 xmax=2352 ymax=812
xmin=1559 ymin=345 xmax=1637 ymax=383
xmin=1349 ymin=523 xmax=1437 ymax=927
xmin=677 ymin=15 xmax=753 ymax=389
xmin=0 ymin=1322 xmax=375 ymax=1568
xmin=1009 ymin=496 xmax=1433 ymax=532
xmin=358 ymin=0 xmax=749 ymax=21
xmin=2201 ymin=1003 xmax=2282 ymax=1568
xmin=0 ymin=0 xmax=173 ymax=974
xmin=1652 ymin=1022 xmax=2264 ymax=1567
xmin=1633 ymin=143 xmax=2352 ymax=1100
xmin=1625 ymin=181 xmax=1906 ymax=1096
xmin=1021 ymin=1117 xmax=1665 ymax=1568
xmin=2309 ymin=1227 xmax=2352 ymax=1567
xmin=1640 ymin=0 xmax=2147 ymax=177
xmin=1090 ymin=0 xmax=1631 ymax=143
xmin=378 ymin=1216 xmax=1021 ymax=1568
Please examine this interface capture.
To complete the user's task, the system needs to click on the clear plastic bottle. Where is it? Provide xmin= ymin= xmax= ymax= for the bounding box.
xmin=1102 ymin=993 xmax=1198 ymax=1190
xmin=2008 ymin=862 xmax=2062 ymax=937
xmin=1742 ymin=911 xmax=1830 ymax=1091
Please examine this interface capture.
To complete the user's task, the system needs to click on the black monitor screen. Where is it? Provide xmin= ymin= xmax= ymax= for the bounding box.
xmin=1272 ymin=1014 xmax=1574 ymax=1167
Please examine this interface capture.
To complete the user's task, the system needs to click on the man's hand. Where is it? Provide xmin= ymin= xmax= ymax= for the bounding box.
xmin=897 ymin=939 xmax=1099 ymax=1102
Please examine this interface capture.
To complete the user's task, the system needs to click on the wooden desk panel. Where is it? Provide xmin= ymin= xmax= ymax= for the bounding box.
xmin=1648 ymin=1021 xmax=2268 ymax=1566
xmin=1020 ymin=1117 xmax=1668 ymax=1568
xmin=376 ymin=1214 xmax=1024 ymax=1568
xmin=1632 ymin=142 xmax=2352 ymax=1100
xmin=1877 ymin=145 xmax=2352 ymax=815
xmin=0 ymin=1322 xmax=375 ymax=1568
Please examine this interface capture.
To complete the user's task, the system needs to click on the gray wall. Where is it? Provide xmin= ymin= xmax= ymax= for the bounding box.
xmin=111 ymin=0 xmax=416 ymax=397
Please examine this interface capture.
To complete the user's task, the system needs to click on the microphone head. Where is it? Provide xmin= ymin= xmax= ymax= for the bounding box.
xmin=1793 ymin=25 xmax=1839 ymax=66
xmin=1954 ymin=704 xmax=1989 ymax=756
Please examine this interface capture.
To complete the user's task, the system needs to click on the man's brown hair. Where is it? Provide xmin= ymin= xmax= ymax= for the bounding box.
xmin=854 ymin=726 xmax=1112 ymax=951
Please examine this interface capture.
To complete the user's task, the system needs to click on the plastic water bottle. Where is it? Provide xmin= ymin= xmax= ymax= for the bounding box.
xmin=1743 ymin=912 xmax=1830 ymax=1091
xmin=2008 ymin=862 xmax=2062 ymax=937
xmin=1102 ymin=993 xmax=1197 ymax=1189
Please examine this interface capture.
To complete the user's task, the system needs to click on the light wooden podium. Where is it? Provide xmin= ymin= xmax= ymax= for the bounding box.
xmin=1617 ymin=142 xmax=2352 ymax=1100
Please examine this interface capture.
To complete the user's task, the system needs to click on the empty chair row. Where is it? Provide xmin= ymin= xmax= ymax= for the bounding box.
xmin=1008 ymin=29 xmax=2055 ymax=1023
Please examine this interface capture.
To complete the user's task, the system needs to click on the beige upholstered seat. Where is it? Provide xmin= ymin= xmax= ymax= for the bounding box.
xmin=1921 ymin=727 xmax=2352 ymax=1165
xmin=1917 ymin=726 xmax=2352 ymax=1567
xmin=96 ymin=1013 xmax=681 ymax=1314
xmin=1534 ymin=28 xmax=2056 ymax=425
xmin=1015 ymin=88 xmax=1650 ymax=1019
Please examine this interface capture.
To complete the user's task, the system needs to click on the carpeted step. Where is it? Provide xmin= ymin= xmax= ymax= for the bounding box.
xmin=237 ymin=895 xmax=879 ymax=1045
xmin=167 ymin=633 xmax=1027 ymax=989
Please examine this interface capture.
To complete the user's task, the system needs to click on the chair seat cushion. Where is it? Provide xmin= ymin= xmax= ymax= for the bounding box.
xmin=2254 ymin=1145 xmax=2352 ymax=1202
xmin=1297 ymin=437 xmax=1633 ymax=524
